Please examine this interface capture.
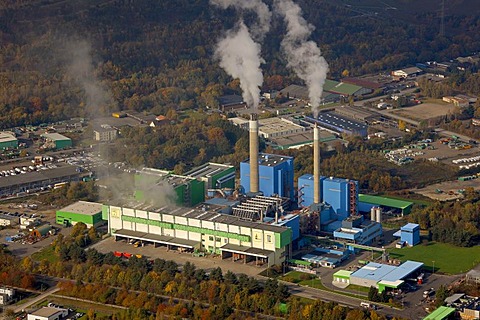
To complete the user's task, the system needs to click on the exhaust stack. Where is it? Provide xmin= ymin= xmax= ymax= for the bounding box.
xmin=249 ymin=113 xmax=259 ymax=193
xmin=313 ymin=124 xmax=321 ymax=204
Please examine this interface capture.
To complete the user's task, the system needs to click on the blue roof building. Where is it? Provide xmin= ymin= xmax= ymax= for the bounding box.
xmin=347 ymin=260 xmax=424 ymax=292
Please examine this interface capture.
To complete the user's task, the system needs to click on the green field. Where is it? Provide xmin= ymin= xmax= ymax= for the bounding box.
xmin=389 ymin=242 xmax=480 ymax=275
xmin=31 ymin=245 xmax=59 ymax=263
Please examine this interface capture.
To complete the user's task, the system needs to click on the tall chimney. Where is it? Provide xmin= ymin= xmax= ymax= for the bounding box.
xmin=249 ymin=113 xmax=259 ymax=193
xmin=313 ymin=124 xmax=321 ymax=204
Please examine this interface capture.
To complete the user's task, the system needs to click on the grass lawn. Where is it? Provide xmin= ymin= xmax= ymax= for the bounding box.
xmin=389 ymin=242 xmax=480 ymax=274
xmin=346 ymin=284 xmax=370 ymax=293
xmin=31 ymin=245 xmax=59 ymax=263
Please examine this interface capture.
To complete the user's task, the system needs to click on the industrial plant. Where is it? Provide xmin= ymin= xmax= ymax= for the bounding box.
xmin=82 ymin=111 xmax=407 ymax=269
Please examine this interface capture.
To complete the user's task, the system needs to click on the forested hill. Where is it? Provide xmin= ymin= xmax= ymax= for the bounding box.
xmin=0 ymin=0 xmax=479 ymax=127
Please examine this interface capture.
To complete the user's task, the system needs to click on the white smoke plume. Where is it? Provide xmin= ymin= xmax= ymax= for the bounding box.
xmin=210 ymin=0 xmax=272 ymax=40
xmin=274 ymin=0 xmax=329 ymax=117
xmin=215 ymin=21 xmax=265 ymax=109
xmin=65 ymin=39 xmax=115 ymax=115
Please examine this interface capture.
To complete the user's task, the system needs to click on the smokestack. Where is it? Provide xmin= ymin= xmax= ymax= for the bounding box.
xmin=249 ymin=113 xmax=259 ymax=193
xmin=313 ymin=124 xmax=321 ymax=204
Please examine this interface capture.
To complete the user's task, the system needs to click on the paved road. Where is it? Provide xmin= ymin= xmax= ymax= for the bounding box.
xmin=91 ymin=237 xmax=432 ymax=319
xmin=11 ymin=286 xmax=60 ymax=313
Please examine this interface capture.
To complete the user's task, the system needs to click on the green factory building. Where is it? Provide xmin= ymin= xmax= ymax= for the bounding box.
xmin=41 ymin=132 xmax=72 ymax=150
xmin=56 ymin=201 xmax=104 ymax=228
xmin=134 ymin=168 xmax=205 ymax=207
xmin=0 ymin=132 xmax=18 ymax=150
xmin=185 ymin=162 xmax=235 ymax=194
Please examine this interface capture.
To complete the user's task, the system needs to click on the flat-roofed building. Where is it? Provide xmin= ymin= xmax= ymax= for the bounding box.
xmin=0 ymin=132 xmax=18 ymax=150
xmin=105 ymin=203 xmax=293 ymax=266
xmin=27 ymin=307 xmax=68 ymax=320
xmin=56 ymin=201 xmax=104 ymax=228
xmin=333 ymin=260 xmax=424 ymax=293
xmin=93 ymin=124 xmax=118 ymax=142
xmin=258 ymin=117 xmax=306 ymax=139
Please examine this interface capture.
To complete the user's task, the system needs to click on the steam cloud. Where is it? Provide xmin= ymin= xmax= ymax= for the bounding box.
xmin=210 ymin=0 xmax=272 ymax=40
xmin=274 ymin=0 xmax=329 ymax=117
xmin=215 ymin=21 xmax=265 ymax=109
xmin=65 ymin=40 xmax=115 ymax=115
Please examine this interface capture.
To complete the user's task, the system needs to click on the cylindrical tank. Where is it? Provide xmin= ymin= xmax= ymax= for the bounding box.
xmin=249 ymin=114 xmax=259 ymax=193
xmin=376 ymin=207 xmax=382 ymax=223
xmin=370 ymin=207 xmax=376 ymax=221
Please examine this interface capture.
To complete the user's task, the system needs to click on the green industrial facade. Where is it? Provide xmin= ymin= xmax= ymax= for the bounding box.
xmin=134 ymin=169 xmax=205 ymax=207
xmin=210 ymin=166 xmax=235 ymax=189
xmin=54 ymin=138 xmax=72 ymax=150
xmin=56 ymin=201 xmax=104 ymax=227
xmin=56 ymin=210 xmax=103 ymax=227
xmin=0 ymin=139 xmax=18 ymax=150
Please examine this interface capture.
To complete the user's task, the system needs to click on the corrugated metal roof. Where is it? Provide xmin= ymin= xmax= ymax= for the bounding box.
xmin=351 ymin=260 xmax=423 ymax=282
xmin=422 ymin=306 xmax=455 ymax=320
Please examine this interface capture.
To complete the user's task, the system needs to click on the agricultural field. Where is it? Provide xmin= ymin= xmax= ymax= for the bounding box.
xmin=389 ymin=242 xmax=480 ymax=275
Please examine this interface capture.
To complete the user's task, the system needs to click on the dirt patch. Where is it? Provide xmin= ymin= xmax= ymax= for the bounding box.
xmin=392 ymin=102 xmax=456 ymax=121
xmin=414 ymin=179 xmax=480 ymax=201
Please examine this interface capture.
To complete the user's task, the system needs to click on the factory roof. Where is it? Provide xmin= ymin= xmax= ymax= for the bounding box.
xmin=185 ymin=162 xmax=234 ymax=179
xmin=30 ymin=307 xmax=66 ymax=318
xmin=58 ymin=201 xmax=103 ymax=216
xmin=359 ymin=194 xmax=413 ymax=210
xmin=258 ymin=117 xmax=305 ymax=135
xmin=341 ymin=77 xmax=383 ymax=89
xmin=334 ymin=105 xmax=382 ymax=122
xmin=136 ymin=167 xmax=195 ymax=187
xmin=401 ymin=223 xmax=419 ymax=232
xmin=109 ymin=203 xmax=289 ymax=234
xmin=269 ymin=130 xmax=337 ymax=150
xmin=306 ymin=113 xmax=367 ymax=134
xmin=0 ymin=165 xmax=80 ymax=189
xmin=218 ymin=94 xmax=244 ymax=106
xmin=351 ymin=260 xmax=423 ymax=282
xmin=41 ymin=132 xmax=71 ymax=141
xmin=0 ymin=214 xmax=19 ymax=221
xmin=0 ymin=132 xmax=17 ymax=143
xmin=422 ymin=306 xmax=456 ymax=320
xmin=323 ymin=79 xmax=363 ymax=95
xmin=279 ymin=84 xmax=309 ymax=100
xmin=243 ymin=153 xmax=292 ymax=167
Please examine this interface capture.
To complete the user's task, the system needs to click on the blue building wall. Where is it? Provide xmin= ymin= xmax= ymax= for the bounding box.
xmin=298 ymin=174 xmax=315 ymax=207
xmin=275 ymin=215 xmax=300 ymax=241
xmin=358 ymin=201 xmax=375 ymax=213
xmin=298 ymin=175 xmax=358 ymax=219
xmin=400 ymin=223 xmax=420 ymax=246
xmin=240 ymin=153 xmax=294 ymax=201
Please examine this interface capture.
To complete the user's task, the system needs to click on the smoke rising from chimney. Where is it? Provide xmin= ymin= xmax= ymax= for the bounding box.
xmin=65 ymin=39 xmax=115 ymax=115
xmin=214 ymin=21 xmax=265 ymax=109
xmin=210 ymin=0 xmax=272 ymax=40
xmin=274 ymin=0 xmax=329 ymax=117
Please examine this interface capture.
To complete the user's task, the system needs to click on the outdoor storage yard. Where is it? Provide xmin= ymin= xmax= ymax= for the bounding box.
xmin=390 ymin=102 xmax=457 ymax=121
xmin=414 ymin=178 xmax=480 ymax=201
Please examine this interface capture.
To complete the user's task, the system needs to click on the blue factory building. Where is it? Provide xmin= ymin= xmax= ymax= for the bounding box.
xmin=298 ymin=174 xmax=358 ymax=219
xmin=333 ymin=215 xmax=383 ymax=246
xmin=240 ymin=153 xmax=294 ymax=201
xmin=394 ymin=223 xmax=420 ymax=247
